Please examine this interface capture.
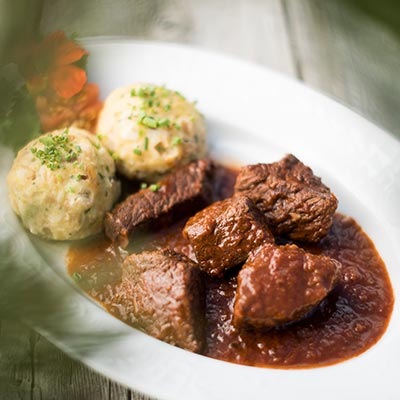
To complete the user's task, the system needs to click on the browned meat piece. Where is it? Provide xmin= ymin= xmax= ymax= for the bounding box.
xmin=233 ymin=243 xmax=341 ymax=329
xmin=183 ymin=196 xmax=273 ymax=276
xmin=114 ymin=249 xmax=205 ymax=352
xmin=105 ymin=159 xmax=214 ymax=247
xmin=234 ymin=154 xmax=338 ymax=242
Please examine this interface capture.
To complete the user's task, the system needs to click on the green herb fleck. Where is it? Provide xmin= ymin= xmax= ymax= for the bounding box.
xmin=133 ymin=148 xmax=142 ymax=156
xmin=144 ymin=137 xmax=149 ymax=151
xmin=137 ymin=110 xmax=147 ymax=123
xmin=130 ymin=88 xmax=136 ymax=97
xmin=30 ymin=130 xmax=80 ymax=170
xmin=174 ymin=90 xmax=186 ymax=100
xmin=141 ymin=116 xmax=158 ymax=129
xmin=158 ymin=118 xmax=170 ymax=128
xmin=172 ymin=136 xmax=182 ymax=146
xmin=140 ymin=182 xmax=148 ymax=189
xmin=138 ymin=86 xmax=156 ymax=98
xmin=150 ymin=183 xmax=161 ymax=192
xmin=39 ymin=136 xmax=54 ymax=146
xmin=72 ymin=272 xmax=82 ymax=281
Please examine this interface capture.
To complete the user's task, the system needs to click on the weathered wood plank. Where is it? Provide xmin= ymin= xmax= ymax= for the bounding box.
xmin=182 ymin=0 xmax=296 ymax=74
xmin=283 ymin=0 xmax=400 ymax=137
xmin=0 ymin=0 xmax=43 ymax=63
xmin=0 ymin=320 xmax=37 ymax=400
xmin=0 ymin=320 xmax=135 ymax=400
xmin=40 ymin=0 xmax=296 ymax=74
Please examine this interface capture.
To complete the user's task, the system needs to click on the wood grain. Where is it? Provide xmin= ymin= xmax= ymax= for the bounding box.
xmin=284 ymin=0 xmax=400 ymax=137
xmin=0 ymin=320 xmax=33 ymax=400
xmin=0 ymin=320 xmax=136 ymax=400
xmin=40 ymin=0 xmax=295 ymax=74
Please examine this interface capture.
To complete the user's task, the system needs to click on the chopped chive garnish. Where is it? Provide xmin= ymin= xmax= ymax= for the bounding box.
xmin=141 ymin=116 xmax=158 ymax=129
xmin=150 ymin=183 xmax=161 ymax=192
xmin=130 ymin=88 xmax=136 ymax=96
xmin=158 ymin=118 xmax=170 ymax=128
xmin=172 ymin=136 xmax=182 ymax=145
xmin=137 ymin=110 xmax=147 ymax=122
xmin=31 ymin=130 xmax=80 ymax=170
xmin=39 ymin=136 xmax=54 ymax=146
xmin=174 ymin=90 xmax=186 ymax=99
xmin=144 ymin=137 xmax=149 ymax=150
xmin=140 ymin=182 xmax=148 ymax=189
xmin=133 ymin=148 xmax=142 ymax=156
xmin=72 ymin=272 xmax=82 ymax=281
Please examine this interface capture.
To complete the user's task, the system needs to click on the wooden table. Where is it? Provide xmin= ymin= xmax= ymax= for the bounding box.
xmin=2 ymin=1 xmax=400 ymax=399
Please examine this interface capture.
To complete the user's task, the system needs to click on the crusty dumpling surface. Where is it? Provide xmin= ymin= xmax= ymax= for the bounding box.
xmin=7 ymin=127 xmax=120 ymax=240
xmin=96 ymin=83 xmax=207 ymax=181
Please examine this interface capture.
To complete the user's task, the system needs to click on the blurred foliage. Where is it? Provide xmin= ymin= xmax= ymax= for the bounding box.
xmin=344 ymin=0 xmax=400 ymax=35
xmin=0 ymin=0 xmax=42 ymax=65
xmin=0 ymin=64 xmax=41 ymax=152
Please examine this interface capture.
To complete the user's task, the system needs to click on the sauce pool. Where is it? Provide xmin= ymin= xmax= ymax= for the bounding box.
xmin=67 ymin=166 xmax=394 ymax=369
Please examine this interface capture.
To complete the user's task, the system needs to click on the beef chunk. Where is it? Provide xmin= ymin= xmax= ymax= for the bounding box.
xmin=114 ymin=249 xmax=205 ymax=352
xmin=183 ymin=196 xmax=273 ymax=276
xmin=233 ymin=243 xmax=341 ymax=329
xmin=234 ymin=154 xmax=338 ymax=242
xmin=105 ymin=159 xmax=214 ymax=247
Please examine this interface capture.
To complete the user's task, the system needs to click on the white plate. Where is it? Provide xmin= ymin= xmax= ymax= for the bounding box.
xmin=1 ymin=39 xmax=400 ymax=400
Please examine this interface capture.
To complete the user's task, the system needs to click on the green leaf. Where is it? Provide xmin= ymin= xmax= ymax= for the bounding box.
xmin=73 ymin=53 xmax=88 ymax=71
xmin=0 ymin=63 xmax=41 ymax=152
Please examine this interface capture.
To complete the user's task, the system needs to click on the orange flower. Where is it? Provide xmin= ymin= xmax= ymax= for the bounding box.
xmin=17 ymin=31 xmax=102 ymax=133
xmin=36 ymin=83 xmax=103 ymax=133
xmin=27 ymin=31 xmax=88 ymax=99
